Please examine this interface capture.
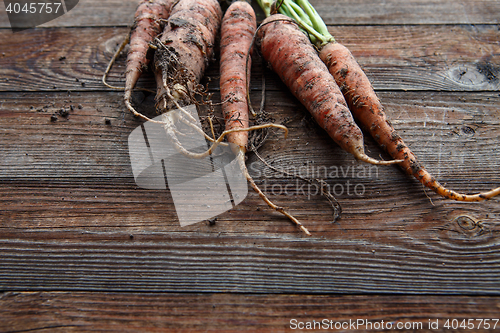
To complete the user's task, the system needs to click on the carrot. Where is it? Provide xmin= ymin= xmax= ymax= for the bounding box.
xmin=103 ymin=0 xmax=177 ymax=121
xmin=220 ymin=1 xmax=310 ymax=235
xmin=153 ymin=0 xmax=221 ymax=113
xmin=320 ymin=42 xmax=500 ymax=201
xmin=220 ymin=0 xmax=254 ymax=151
xmin=268 ymin=0 xmax=500 ymax=202
xmin=255 ymin=14 xmax=402 ymax=166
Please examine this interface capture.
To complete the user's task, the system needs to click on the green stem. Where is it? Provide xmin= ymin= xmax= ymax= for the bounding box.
xmin=255 ymin=0 xmax=273 ymax=17
xmin=256 ymin=0 xmax=335 ymax=47
xmin=296 ymin=0 xmax=331 ymax=39
xmin=279 ymin=1 xmax=322 ymax=45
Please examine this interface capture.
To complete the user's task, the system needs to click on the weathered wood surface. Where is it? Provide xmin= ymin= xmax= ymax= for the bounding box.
xmin=1 ymin=0 xmax=500 ymax=27
xmin=1 ymin=25 xmax=499 ymax=92
xmin=1 ymin=293 xmax=499 ymax=333
xmin=0 ymin=0 xmax=500 ymax=331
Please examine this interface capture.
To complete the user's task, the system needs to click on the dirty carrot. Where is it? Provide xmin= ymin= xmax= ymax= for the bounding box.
xmin=220 ymin=1 xmax=310 ymax=235
xmin=320 ymin=42 xmax=500 ymax=201
xmin=103 ymin=0 xmax=176 ymax=121
xmin=153 ymin=0 xmax=221 ymax=113
xmin=273 ymin=0 xmax=500 ymax=201
xmin=255 ymin=14 xmax=402 ymax=166
xmin=220 ymin=0 xmax=254 ymax=151
xmin=141 ymin=0 xmax=230 ymax=162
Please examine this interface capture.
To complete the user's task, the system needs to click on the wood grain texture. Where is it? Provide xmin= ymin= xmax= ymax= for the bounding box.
xmin=0 ymin=25 xmax=498 ymax=93
xmin=1 ymin=0 xmax=500 ymax=330
xmin=1 ymin=0 xmax=499 ymax=28
xmin=1 ymin=292 xmax=500 ymax=332
xmin=1 ymin=90 xmax=499 ymax=294
xmin=311 ymin=0 xmax=500 ymax=25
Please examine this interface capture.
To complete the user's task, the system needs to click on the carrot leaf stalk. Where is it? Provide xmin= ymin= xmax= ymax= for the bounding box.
xmin=256 ymin=0 xmax=333 ymax=47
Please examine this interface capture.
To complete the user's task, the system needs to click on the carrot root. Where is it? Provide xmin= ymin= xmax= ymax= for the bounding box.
xmin=220 ymin=1 xmax=256 ymax=149
xmin=236 ymin=149 xmax=311 ymax=236
xmin=163 ymin=118 xmax=288 ymax=160
xmin=417 ymin=169 xmax=500 ymax=202
xmin=126 ymin=0 xmax=176 ymax=112
xmin=102 ymin=35 xmax=130 ymax=90
xmin=319 ymin=41 xmax=500 ymax=202
xmin=219 ymin=3 xmax=310 ymax=234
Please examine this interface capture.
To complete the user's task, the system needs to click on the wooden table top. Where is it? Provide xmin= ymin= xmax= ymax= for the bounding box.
xmin=1 ymin=0 xmax=499 ymax=331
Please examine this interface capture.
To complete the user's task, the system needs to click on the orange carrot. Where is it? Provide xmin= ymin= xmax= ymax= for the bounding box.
xmin=220 ymin=2 xmax=310 ymax=235
xmin=220 ymin=1 xmax=256 ymax=151
xmin=319 ymin=42 xmax=500 ymax=201
xmin=256 ymin=15 xmax=402 ymax=166
xmin=123 ymin=0 xmax=176 ymax=120
xmin=265 ymin=0 xmax=500 ymax=201
xmin=154 ymin=0 xmax=222 ymax=112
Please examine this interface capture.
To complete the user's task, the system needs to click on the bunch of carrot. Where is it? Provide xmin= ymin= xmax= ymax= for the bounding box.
xmin=104 ymin=0 xmax=499 ymax=235
xmin=256 ymin=0 xmax=500 ymax=202
xmin=103 ymin=0 xmax=310 ymax=234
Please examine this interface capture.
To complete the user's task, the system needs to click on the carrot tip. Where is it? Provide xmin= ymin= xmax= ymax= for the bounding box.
xmin=434 ymin=184 xmax=500 ymax=202
xmin=300 ymin=225 xmax=312 ymax=236
xmin=239 ymin=152 xmax=311 ymax=235
xmin=356 ymin=153 xmax=404 ymax=166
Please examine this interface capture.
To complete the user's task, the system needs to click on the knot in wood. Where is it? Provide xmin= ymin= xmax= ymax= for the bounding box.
xmin=461 ymin=125 xmax=475 ymax=136
xmin=455 ymin=215 xmax=476 ymax=231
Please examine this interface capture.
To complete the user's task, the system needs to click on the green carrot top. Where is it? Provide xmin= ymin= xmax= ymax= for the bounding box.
xmin=255 ymin=0 xmax=335 ymax=47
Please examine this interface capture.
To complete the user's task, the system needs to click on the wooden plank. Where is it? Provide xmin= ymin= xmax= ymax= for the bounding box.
xmin=0 ymin=25 xmax=498 ymax=93
xmin=1 ymin=90 xmax=499 ymax=293
xmin=312 ymin=0 xmax=500 ymax=25
xmin=328 ymin=24 xmax=500 ymax=92
xmin=1 ymin=0 xmax=499 ymax=28
xmin=1 ymin=292 xmax=499 ymax=333
xmin=1 ymin=90 xmax=499 ymax=181
xmin=0 ymin=0 xmax=498 ymax=327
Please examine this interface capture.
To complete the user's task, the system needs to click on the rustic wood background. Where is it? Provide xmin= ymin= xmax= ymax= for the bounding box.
xmin=1 ymin=0 xmax=499 ymax=331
